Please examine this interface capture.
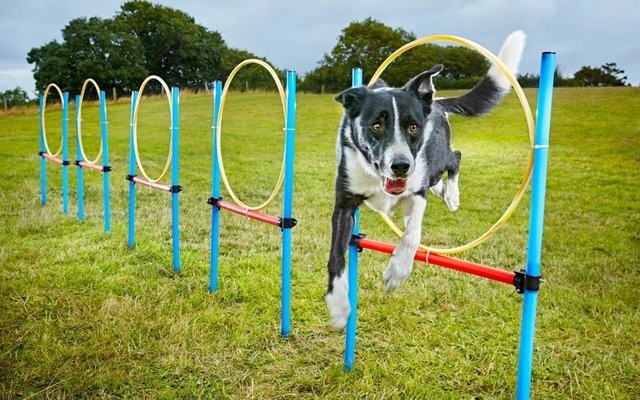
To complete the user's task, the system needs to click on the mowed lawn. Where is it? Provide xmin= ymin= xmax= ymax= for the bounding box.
xmin=0 ymin=85 xmax=638 ymax=399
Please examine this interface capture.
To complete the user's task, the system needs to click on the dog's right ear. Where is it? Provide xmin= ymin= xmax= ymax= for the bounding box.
xmin=335 ymin=86 xmax=369 ymax=118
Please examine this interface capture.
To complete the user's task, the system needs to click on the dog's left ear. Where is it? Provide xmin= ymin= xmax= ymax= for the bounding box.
xmin=402 ymin=64 xmax=444 ymax=108
xmin=335 ymin=86 xmax=369 ymax=118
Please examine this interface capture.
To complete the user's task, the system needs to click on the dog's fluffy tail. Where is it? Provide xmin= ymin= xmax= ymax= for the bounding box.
xmin=436 ymin=30 xmax=526 ymax=116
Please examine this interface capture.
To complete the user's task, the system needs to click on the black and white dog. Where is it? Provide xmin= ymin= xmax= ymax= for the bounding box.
xmin=326 ymin=31 xmax=526 ymax=329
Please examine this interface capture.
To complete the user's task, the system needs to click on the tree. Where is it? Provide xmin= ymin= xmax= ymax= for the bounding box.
xmin=300 ymin=18 xmax=489 ymax=92
xmin=1 ymin=87 xmax=30 ymax=109
xmin=27 ymin=1 xmax=230 ymax=95
xmin=573 ymin=62 xmax=628 ymax=87
xmin=301 ymin=18 xmax=416 ymax=92
xmin=115 ymin=1 xmax=226 ymax=89
xmin=61 ymin=17 xmax=147 ymax=95
xmin=220 ymin=48 xmax=285 ymax=91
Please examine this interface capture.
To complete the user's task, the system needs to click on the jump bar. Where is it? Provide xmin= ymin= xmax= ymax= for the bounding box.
xmin=40 ymin=152 xmax=63 ymax=165
xmin=215 ymin=199 xmax=281 ymax=227
xmin=77 ymin=160 xmax=104 ymax=172
xmin=130 ymin=176 xmax=172 ymax=192
xmin=354 ymin=236 xmax=516 ymax=286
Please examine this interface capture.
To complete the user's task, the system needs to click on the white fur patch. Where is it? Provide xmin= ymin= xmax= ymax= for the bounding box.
xmin=325 ymin=274 xmax=350 ymax=329
xmin=383 ymin=196 xmax=426 ymax=290
xmin=488 ymin=30 xmax=526 ymax=90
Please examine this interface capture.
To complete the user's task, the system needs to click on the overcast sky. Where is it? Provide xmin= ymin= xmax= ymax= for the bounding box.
xmin=1 ymin=0 xmax=639 ymax=94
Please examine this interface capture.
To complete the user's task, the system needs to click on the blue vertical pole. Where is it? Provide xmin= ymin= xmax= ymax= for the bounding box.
xmin=127 ymin=91 xmax=138 ymax=248
xmin=516 ymin=52 xmax=556 ymax=400
xmin=280 ymin=70 xmax=297 ymax=338
xmin=170 ymin=87 xmax=181 ymax=273
xmin=100 ymin=91 xmax=111 ymax=233
xmin=345 ymin=67 xmax=363 ymax=370
xmin=62 ymin=92 xmax=69 ymax=215
xmin=39 ymin=95 xmax=47 ymax=206
xmin=75 ymin=95 xmax=84 ymax=221
xmin=210 ymin=81 xmax=222 ymax=293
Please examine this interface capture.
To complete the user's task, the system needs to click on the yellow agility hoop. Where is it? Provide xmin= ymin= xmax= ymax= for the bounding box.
xmin=41 ymin=83 xmax=65 ymax=157
xmin=216 ymin=59 xmax=287 ymax=211
xmin=132 ymin=75 xmax=173 ymax=183
xmin=369 ymin=34 xmax=536 ymax=255
xmin=77 ymin=78 xmax=103 ymax=165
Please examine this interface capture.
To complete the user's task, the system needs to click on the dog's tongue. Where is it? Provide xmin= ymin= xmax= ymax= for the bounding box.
xmin=384 ymin=178 xmax=407 ymax=194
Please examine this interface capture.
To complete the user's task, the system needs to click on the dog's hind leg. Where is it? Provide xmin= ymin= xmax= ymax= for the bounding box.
xmin=383 ymin=194 xmax=427 ymax=291
xmin=443 ymin=151 xmax=462 ymax=212
xmin=325 ymin=202 xmax=359 ymax=329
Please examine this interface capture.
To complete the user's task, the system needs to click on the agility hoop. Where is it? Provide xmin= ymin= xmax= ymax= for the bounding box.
xmin=77 ymin=78 xmax=104 ymax=165
xmin=132 ymin=75 xmax=173 ymax=183
xmin=41 ymin=83 xmax=65 ymax=157
xmin=369 ymin=34 xmax=536 ymax=255
xmin=216 ymin=59 xmax=287 ymax=211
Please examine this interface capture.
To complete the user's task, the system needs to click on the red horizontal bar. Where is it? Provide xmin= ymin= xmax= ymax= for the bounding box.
xmin=78 ymin=161 xmax=103 ymax=172
xmin=131 ymin=176 xmax=171 ymax=192
xmin=41 ymin=153 xmax=63 ymax=164
xmin=216 ymin=200 xmax=280 ymax=226
xmin=357 ymin=237 xmax=515 ymax=286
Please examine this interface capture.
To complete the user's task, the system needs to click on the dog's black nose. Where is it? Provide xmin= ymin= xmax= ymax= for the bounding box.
xmin=391 ymin=159 xmax=411 ymax=176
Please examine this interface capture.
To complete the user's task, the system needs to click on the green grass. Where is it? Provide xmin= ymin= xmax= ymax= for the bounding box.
xmin=1 ymin=86 xmax=639 ymax=399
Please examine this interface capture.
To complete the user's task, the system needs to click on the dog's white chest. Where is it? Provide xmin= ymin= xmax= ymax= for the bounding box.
xmin=342 ymin=147 xmax=403 ymax=214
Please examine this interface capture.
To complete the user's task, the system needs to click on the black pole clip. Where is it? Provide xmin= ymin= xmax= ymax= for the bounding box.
xmin=349 ymin=233 xmax=366 ymax=252
xmin=169 ymin=185 xmax=183 ymax=193
xmin=207 ymin=196 xmax=222 ymax=209
xmin=278 ymin=217 xmax=297 ymax=229
xmin=513 ymin=269 xmax=542 ymax=294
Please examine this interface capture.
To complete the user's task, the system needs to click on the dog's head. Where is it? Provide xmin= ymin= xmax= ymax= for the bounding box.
xmin=336 ymin=65 xmax=443 ymax=195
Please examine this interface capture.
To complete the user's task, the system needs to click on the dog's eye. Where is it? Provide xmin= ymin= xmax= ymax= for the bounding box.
xmin=370 ymin=123 xmax=383 ymax=134
xmin=408 ymin=123 xmax=420 ymax=135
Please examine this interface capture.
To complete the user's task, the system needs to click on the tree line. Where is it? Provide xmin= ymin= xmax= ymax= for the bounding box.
xmin=3 ymin=3 xmax=632 ymax=109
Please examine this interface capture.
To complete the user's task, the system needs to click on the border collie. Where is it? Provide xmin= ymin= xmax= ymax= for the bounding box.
xmin=326 ymin=31 xmax=526 ymax=329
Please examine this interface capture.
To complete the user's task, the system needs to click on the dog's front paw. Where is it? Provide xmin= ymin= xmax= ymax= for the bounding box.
xmin=383 ymin=254 xmax=413 ymax=291
xmin=325 ymin=275 xmax=351 ymax=329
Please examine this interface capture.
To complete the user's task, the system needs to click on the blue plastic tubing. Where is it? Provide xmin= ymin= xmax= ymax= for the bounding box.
xmin=75 ymin=95 xmax=84 ymax=221
xmin=281 ymin=70 xmax=297 ymax=338
xmin=516 ymin=51 xmax=556 ymax=400
xmin=62 ymin=92 xmax=69 ymax=214
xmin=171 ymin=87 xmax=181 ymax=273
xmin=100 ymin=90 xmax=111 ymax=233
xmin=39 ymin=95 xmax=47 ymax=206
xmin=345 ymin=67 xmax=363 ymax=370
xmin=210 ymin=81 xmax=223 ymax=293
xmin=127 ymin=91 xmax=138 ymax=248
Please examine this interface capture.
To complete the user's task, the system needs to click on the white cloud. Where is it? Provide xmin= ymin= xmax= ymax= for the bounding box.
xmin=0 ymin=68 xmax=36 ymax=94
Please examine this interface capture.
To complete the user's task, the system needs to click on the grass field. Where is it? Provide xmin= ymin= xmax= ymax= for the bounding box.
xmin=1 ymin=85 xmax=639 ymax=399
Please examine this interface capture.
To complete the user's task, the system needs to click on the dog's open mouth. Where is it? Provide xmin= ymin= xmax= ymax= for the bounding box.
xmin=384 ymin=178 xmax=407 ymax=195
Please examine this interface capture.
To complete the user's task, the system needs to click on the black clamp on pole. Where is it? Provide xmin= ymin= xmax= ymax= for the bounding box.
xmin=126 ymin=174 xmax=136 ymax=183
xmin=38 ymin=151 xmax=45 ymax=157
xmin=349 ymin=233 xmax=366 ymax=253
xmin=169 ymin=185 xmax=183 ymax=193
xmin=207 ymin=196 xmax=222 ymax=209
xmin=74 ymin=160 xmax=82 ymax=166
xmin=102 ymin=166 xmax=112 ymax=173
xmin=278 ymin=217 xmax=298 ymax=229
xmin=513 ymin=269 xmax=542 ymax=294
xmin=62 ymin=160 xmax=70 ymax=166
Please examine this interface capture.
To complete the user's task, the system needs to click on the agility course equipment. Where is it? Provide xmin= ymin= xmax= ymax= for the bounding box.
xmin=208 ymin=60 xmax=297 ymax=337
xmin=342 ymin=37 xmax=555 ymax=400
xmin=74 ymin=79 xmax=111 ymax=232
xmin=126 ymin=76 xmax=182 ymax=273
xmin=38 ymin=83 xmax=70 ymax=214
xmin=372 ymin=34 xmax=536 ymax=255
